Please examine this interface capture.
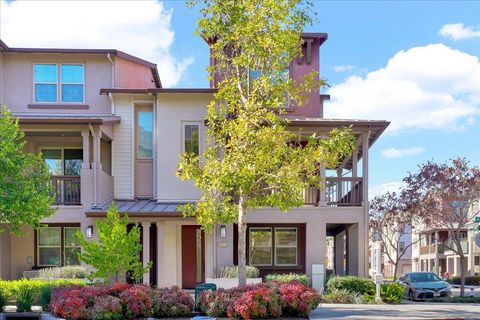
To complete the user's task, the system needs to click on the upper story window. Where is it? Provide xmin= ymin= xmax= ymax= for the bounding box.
xmin=137 ymin=109 xmax=153 ymax=159
xmin=42 ymin=148 xmax=83 ymax=176
xmin=34 ymin=64 xmax=84 ymax=103
xmin=183 ymin=123 xmax=200 ymax=156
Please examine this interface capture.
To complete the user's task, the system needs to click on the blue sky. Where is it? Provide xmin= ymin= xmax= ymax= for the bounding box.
xmin=1 ymin=0 xmax=479 ymax=196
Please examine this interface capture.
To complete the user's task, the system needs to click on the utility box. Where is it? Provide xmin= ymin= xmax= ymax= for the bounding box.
xmin=375 ymin=273 xmax=384 ymax=284
xmin=312 ymin=264 xmax=325 ymax=293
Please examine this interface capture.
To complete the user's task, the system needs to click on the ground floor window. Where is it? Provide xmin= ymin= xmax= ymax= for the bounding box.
xmin=248 ymin=226 xmax=299 ymax=267
xmin=36 ymin=225 xmax=81 ymax=267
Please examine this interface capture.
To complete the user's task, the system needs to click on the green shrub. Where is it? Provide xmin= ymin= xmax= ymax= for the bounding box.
xmin=39 ymin=285 xmax=53 ymax=311
xmin=446 ymin=276 xmax=480 ymax=286
xmin=37 ymin=266 xmax=88 ymax=279
xmin=0 ymin=287 xmax=8 ymax=312
xmin=219 ymin=266 xmax=260 ymax=278
xmin=16 ymin=286 xmax=33 ymax=312
xmin=432 ymin=296 xmax=480 ymax=303
xmin=0 ymin=278 xmax=85 ymax=305
xmin=265 ymin=273 xmax=310 ymax=286
xmin=379 ymin=282 xmax=404 ymax=304
xmin=326 ymin=276 xmax=375 ymax=296
xmin=320 ymin=288 xmax=365 ymax=304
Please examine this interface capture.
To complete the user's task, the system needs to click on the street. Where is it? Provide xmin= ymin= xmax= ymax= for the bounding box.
xmin=310 ymin=302 xmax=480 ymax=319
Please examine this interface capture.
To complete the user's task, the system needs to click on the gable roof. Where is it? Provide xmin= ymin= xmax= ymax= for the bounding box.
xmin=0 ymin=39 xmax=161 ymax=88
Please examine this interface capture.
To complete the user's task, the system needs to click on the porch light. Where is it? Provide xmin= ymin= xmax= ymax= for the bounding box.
xmin=86 ymin=225 xmax=93 ymax=238
xmin=220 ymin=225 xmax=227 ymax=238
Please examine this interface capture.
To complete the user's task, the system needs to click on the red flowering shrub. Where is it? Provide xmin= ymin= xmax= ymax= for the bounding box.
xmin=151 ymin=286 xmax=194 ymax=317
xmin=278 ymin=281 xmax=321 ymax=317
xmin=228 ymin=286 xmax=282 ymax=320
xmin=118 ymin=285 xmax=152 ymax=319
xmin=91 ymin=296 xmax=123 ymax=320
xmin=49 ymin=286 xmax=91 ymax=320
xmin=107 ymin=282 xmax=133 ymax=297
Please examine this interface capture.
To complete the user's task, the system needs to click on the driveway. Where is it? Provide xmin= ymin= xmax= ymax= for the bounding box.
xmin=310 ymin=302 xmax=480 ymax=319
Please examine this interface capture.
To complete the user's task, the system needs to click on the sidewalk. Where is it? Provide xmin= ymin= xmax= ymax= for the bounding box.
xmin=310 ymin=302 xmax=480 ymax=320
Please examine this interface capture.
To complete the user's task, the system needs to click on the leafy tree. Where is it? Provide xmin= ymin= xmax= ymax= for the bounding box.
xmin=0 ymin=107 xmax=54 ymax=234
xmin=178 ymin=0 xmax=354 ymax=285
xmin=403 ymin=158 xmax=480 ymax=296
xmin=370 ymin=192 xmax=422 ymax=280
xmin=76 ymin=203 xmax=151 ymax=284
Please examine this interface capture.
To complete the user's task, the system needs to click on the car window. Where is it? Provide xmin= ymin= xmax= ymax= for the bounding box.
xmin=409 ymin=273 xmax=441 ymax=283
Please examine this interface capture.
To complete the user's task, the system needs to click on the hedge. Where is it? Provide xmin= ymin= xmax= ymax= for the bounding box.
xmin=446 ymin=276 xmax=480 ymax=286
xmin=326 ymin=276 xmax=375 ymax=296
xmin=265 ymin=273 xmax=310 ymax=286
xmin=0 ymin=278 xmax=85 ymax=304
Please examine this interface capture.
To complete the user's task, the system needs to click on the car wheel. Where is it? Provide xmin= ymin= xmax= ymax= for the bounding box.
xmin=409 ymin=290 xmax=415 ymax=301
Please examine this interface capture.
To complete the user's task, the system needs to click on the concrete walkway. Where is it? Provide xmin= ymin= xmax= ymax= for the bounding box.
xmin=310 ymin=303 xmax=480 ymax=320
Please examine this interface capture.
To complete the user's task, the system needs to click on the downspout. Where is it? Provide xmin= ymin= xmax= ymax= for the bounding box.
xmin=152 ymin=93 xmax=157 ymax=200
xmin=89 ymin=123 xmax=98 ymax=208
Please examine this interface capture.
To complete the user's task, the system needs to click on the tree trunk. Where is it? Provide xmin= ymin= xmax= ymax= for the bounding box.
xmin=238 ymin=195 xmax=248 ymax=286
xmin=459 ymin=253 xmax=465 ymax=297
xmin=393 ymin=261 xmax=399 ymax=281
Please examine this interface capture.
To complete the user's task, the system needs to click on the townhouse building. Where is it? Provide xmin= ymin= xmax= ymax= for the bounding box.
xmin=0 ymin=33 xmax=389 ymax=289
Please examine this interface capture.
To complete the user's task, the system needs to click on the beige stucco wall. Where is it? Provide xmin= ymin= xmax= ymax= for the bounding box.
xmin=2 ymin=53 xmax=112 ymax=115
xmin=156 ymin=93 xmax=212 ymax=201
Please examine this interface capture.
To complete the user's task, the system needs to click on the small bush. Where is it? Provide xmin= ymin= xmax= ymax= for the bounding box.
xmin=320 ymin=288 xmax=365 ymax=304
xmin=151 ymin=286 xmax=193 ymax=318
xmin=91 ymin=295 xmax=123 ymax=320
xmin=0 ymin=287 xmax=9 ymax=312
xmin=228 ymin=286 xmax=282 ymax=320
xmin=200 ymin=287 xmax=245 ymax=317
xmin=50 ymin=286 xmax=91 ymax=319
xmin=16 ymin=286 xmax=33 ymax=312
xmin=37 ymin=266 xmax=88 ymax=279
xmin=447 ymin=276 xmax=480 ymax=286
xmin=39 ymin=285 xmax=53 ymax=311
xmin=432 ymin=296 xmax=480 ymax=303
xmin=219 ymin=266 xmax=260 ymax=278
xmin=278 ymin=281 xmax=320 ymax=316
xmin=265 ymin=273 xmax=310 ymax=286
xmin=118 ymin=285 xmax=152 ymax=319
xmin=379 ymin=282 xmax=405 ymax=304
xmin=326 ymin=276 xmax=375 ymax=296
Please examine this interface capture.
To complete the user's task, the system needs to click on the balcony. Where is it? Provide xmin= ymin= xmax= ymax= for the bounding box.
xmin=419 ymin=244 xmax=445 ymax=255
xmin=50 ymin=176 xmax=81 ymax=205
xmin=304 ymin=177 xmax=363 ymax=207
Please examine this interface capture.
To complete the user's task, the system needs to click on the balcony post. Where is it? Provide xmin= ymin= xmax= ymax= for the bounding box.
xmin=319 ymin=164 xmax=327 ymax=206
xmin=142 ymin=221 xmax=152 ymax=285
xmin=362 ymin=130 xmax=370 ymax=276
xmin=336 ymin=169 xmax=343 ymax=203
xmin=352 ymin=148 xmax=358 ymax=178
xmin=434 ymin=231 xmax=440 ymax=275
xmin=81 ymin=130 xmax=90 ymax=169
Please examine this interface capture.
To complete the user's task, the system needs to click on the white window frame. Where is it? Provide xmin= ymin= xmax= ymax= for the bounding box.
xmin=63 ymin=227 xmax=81 ymax=266
xmin=274 ymin=227 xmax=298 ymax=266
xmin=248 ymin=227 xmax=273 ymax=267
xmin=37 ymin=227 xmax=62 ymax=267
xmin=181 ymin=121 xmax=202 ymax=155
xmin=33 ymin=63 xmax=85 ymax=104
xmin=136 ymin=106 xmax=154 ymax=160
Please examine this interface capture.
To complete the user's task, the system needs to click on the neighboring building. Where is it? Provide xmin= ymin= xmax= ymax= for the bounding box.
xmin=0 ymin=33 xmax=389 ymax=288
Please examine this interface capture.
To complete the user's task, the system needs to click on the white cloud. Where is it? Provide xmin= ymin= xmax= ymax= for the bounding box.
xmin=439 ymin=23 xmax=480 ymax=41
xmin=333 ymin=65 xmax=356 ymax=73
xmin=325 ymin=44 xmax=480 ymax=132
xmin=381 ymin=146 xmax=425 ymax=158
xmin=369 ymin=182 xmax=404 ymax=199
xmin=0 ymin=0 xmax=193 ymax=87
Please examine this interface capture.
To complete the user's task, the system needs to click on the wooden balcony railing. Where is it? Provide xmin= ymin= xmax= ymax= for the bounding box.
xmin=303 ymin=177 xmax=363 ymax=207
xmin=326 ymin=177 xmax=363 ymax=206
xmin=50 ymin=175 xmax=81 ymax=205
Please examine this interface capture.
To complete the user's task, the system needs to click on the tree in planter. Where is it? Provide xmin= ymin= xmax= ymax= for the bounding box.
xmin=370 ymin=191 xmax=422 ymax=280
xmin=403 ymin=158 xmax=480 ymax=296
xmin=178 ymin=0 xmax=355 ymax=285
xmin=0 ymin=107 xmax=54 ymax=234
xmin=76 ymin=203 xmax=151 ymax=283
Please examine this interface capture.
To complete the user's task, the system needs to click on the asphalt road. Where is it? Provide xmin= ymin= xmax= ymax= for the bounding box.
xmin=310 ymin=302 xmax=480 ymax=320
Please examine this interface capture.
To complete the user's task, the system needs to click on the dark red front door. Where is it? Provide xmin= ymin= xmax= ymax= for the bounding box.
xmin=181 ymin=225 xmax=205 ymax=289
